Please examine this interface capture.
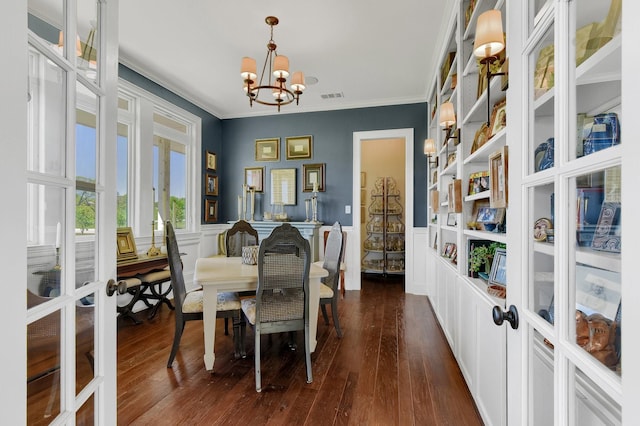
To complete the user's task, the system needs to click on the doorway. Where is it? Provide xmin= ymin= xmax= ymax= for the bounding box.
xmin=352 ymin=129 xmax=414 ymax=292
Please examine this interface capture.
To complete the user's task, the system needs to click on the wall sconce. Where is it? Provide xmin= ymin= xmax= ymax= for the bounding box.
xmin=474 ymin=9 xmax=506 ymax=127
xmin=423 ymin=138 xmax=437 ymax=168
xmin=439 ymin=102 xmax=460 ymax=144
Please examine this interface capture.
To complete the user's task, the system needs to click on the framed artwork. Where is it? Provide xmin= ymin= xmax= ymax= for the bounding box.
xmin=489 ymin=98 xmax=507 ymax=137
xmin=448 ymin=179 xmax=462 ymax=213
xmin=285 ymin=135 xmax=312 ymax=160
xmin=446 ymin=212 xmax=457 ymax=227
xmin=206 ymin=151 xmax=216 ymax=171
xmin=244 ymin=167 xmax=265 ymax=192
xmin=468 ymin=170 xmax=490 ymax=195
xmin=255 ymin=138 xmax=280 ymax=162
xmin=471 ymin=123 xmax=490 ymax=155
xmin=575 ymin=264 xmax=621 ymax=320
xmin=303 ymin=163 xmax=326 ymax=192
xmin=270 ymin=168 xmax=296 ymax=205
xmin=488 ymin=248 xmax=507 ymax=287
xmin=360 ymin=189 xmax=366 ymax=205
xmin=489 ymin=146 xmax=509 ymax=208
xmin=476 ymin=207 xmax=506 ymax=225
xmin=116 ymin=227 xmax=138 ymax=261
xmin=204 ymin=173 xmax=218 ymax=196
xmin=446 ymin=152 xmax=457 ymax=168
xmin=204 ymin=199 xmax=217 ymax=223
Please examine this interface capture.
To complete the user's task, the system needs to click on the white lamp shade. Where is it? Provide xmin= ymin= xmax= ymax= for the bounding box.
xmin=241 ymin=57 xmax=257 ymax=80
xmin=439 ymin=102 xmax=456 ymax=127
xmin=273 ymin=55 xmax=290 ymax=78
xmin=423 ymin=138 xmax=436 ymax=155
xmin=272 ymin=87 xmax=287 ymax=100
xmin=291 ymin=71 xmax=306 ymax=92
xmin=473 ymin=10 xmax=505 ymax=58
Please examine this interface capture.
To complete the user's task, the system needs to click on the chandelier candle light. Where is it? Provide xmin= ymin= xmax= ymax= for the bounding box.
xmin=241 ymin=16 xmax=305 ymax=112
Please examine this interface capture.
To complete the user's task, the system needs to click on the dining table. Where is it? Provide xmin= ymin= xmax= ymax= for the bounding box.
xmin=194 ymin=256 xmax=328 ymax=371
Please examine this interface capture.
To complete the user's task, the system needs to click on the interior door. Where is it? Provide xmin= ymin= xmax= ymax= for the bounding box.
xmin=17 ymin=0 xmax=119 ymax=423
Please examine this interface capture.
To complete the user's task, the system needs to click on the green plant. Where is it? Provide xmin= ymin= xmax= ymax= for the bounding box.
xmin=469 ymin=242 xmax=506 ymax=273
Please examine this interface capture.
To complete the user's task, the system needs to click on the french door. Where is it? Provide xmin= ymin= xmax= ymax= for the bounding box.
xmin=4 ymin=0 xmax=119 ymax=423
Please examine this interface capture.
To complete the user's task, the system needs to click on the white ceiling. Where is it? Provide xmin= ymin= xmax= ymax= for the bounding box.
xmin=118 ymin=1 xmax=454 ymax=119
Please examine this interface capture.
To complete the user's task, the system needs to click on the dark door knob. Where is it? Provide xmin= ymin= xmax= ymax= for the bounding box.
xmin=492 ymin=305 xmax=519 ymax=329
xmin=106 ymin=279 xmax=127 ymax=297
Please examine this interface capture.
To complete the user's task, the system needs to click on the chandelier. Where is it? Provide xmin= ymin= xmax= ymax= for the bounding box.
xmin=241 ymin=16 xmax=305 ymax=112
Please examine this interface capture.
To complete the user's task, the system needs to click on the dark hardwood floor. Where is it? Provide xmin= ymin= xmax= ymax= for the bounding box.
xmin=116 ymin=274 xmax=483 ymax=425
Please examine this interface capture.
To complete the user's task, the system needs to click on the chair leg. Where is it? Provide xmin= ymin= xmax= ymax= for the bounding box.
xmin=255 ymin=330 xmax=262 ymax=392
xmin=167 ymin=321 xmax=186 ymax=367
xmin=340 ymin=271 xmax=345 ymax=298
xmin=331 ymin=298 xmax=343 ymax=338
xmin=304 ymin=325 xmax=313 ymax=384
xmin=321 ymin=303 xmax=330 ymax=325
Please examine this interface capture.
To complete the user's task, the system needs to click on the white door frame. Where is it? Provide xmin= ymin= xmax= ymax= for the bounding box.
xmin=352 ymin=128 xmax=414 ymax=291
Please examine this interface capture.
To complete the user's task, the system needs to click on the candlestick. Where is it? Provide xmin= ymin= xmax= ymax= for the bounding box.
xmin=242 ymin=184 xmax=248 ymax=220
xmin=250 ymin=188 xmax=255 ymax=221
xmin=313 ymin=181 xmax=319 ymax=193
xmin=55 ymin=222 xmax=61 ymax=248
xmin=147 ymin=220 xmax=161 ymax=256
xmin=305 ymin=199 xmax=310 ymax=222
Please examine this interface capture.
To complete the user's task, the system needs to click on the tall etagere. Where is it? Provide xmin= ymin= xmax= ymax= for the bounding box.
xmin=362 ymin=177 xmax=405 ymax=275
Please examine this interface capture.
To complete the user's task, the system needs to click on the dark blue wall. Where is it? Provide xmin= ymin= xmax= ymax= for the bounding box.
xmin=118 ymin=65 xmax=428 ymax=227
xmin=221 ymin=103 xmax=429 ymax=226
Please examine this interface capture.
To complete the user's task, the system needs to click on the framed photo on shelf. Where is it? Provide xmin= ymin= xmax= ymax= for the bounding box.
xmin=476 ymin=207 xmax=506 ymax=225
xmin=471 ymin=123 xmax=490 ymax=155
xmin=446 ymin=152 xmax=457 ymax=167
xmin=489 ymin=98 xmax=507 ymax=137
xmin=448 ymin=179 xmax=462 ymax=213
xmin=204 ymin=173 xmax=218 ymax=196
xmin=489 ymin=146 xmax=509 ymax=208
xmin=468 ymin=170 xmax=490 ymax=195
xmin=303 ymin=163 xmax=325 ymax=192
xmin=488 ymin=248 xmax=507 ymax=287
xmin=285 ymin=135 xmax=312 ymax=160
xmin=255 ymin=138 xmax=280 ymax=162
xmin=446 ymin=212 xmax=457 ymax=227
xmin=204 ymin=199 xmax=217 ymax=223
xmin=206 ymin=151 xmax=217 ymax=171
xmin=244 ymin=167 xmax=264 ymax=192
xmin=116 ymin=227 xmax=138 ymax=261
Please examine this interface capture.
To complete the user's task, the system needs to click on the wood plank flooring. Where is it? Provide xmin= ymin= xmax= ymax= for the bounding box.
xmin=116 ymin=274 xmax=483 ymax=425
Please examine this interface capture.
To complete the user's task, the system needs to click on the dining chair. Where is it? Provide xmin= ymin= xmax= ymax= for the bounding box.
xmin=240 ymin=223 xmax=312 ymax=392
xmin=323 ymin=227 xmax=347 ymax=298
xmin=226 ymin=220 xmax=259 ymax=257
xmin=165 ymin=221 xmax=245 ymax=367
xmin=319 ymin=222 xmax=345 ymax=337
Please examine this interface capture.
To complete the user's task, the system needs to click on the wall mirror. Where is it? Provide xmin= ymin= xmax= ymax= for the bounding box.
xmin=270 ymin=168 xmax=296 ymax=205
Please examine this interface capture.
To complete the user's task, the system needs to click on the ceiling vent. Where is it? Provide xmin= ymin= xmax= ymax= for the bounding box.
xmin=320 ymin=92 xmax=344 ymax=100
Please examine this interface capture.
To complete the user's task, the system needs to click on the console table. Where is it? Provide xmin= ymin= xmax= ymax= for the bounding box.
xmin=228 ymin=221 xmax=323 ymax=262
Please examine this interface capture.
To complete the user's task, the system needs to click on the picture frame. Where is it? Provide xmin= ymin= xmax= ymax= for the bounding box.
xmin=361 ymin=189 xmax=366 ymax=204
xmin=448 ymin=179 xmax=462 ymax=213
xmin=590 ymin=202 xmax=621 ymax=253
xmin=488 ymin=247 xmax=507 ymax=287
xmin=204 ymin=173 xmax=218 ymax=196
xmin=206 ymin=151 xmax=217 ymax=171
xmin=116 ymin=227 xmax=138 ymax=261
xmin=285 ymin=135 xmax=312 ymax=160
xmin=575 ymin=264 xmax=621 ymax=320
xmin=489 ymin=146 xmax=509 ymax=208
xmin=476 ymin=207 xmax=506 ymax=225
xmin=446 ymin=152 xmax=457 ymax=167
xmin=302 ymin=163 xmax=326 ymax=192
xmin=471 ymin=123 xmax=490 ymax=155
xmin=244 ymin=167 xmax=265 ymax=192
xmin=533 ymin=217 xmax=553 ymax=242
xmin=204 ymin=199 xmax=217 ymax=223
xmin=431 ymin=190 xmax=439 ymax=209
xmin=489 ymin=98 xmax=507 ymax=138
xmin=446 ymin=212 xmax=457 ymax=227
xmin=468 ymin=170 xmax=490 ymax=195
xmin=270 ymin=168 xmax=297 ymax=205
xmin=255 ymin=138 xmax=280 ymax=162
xmin=360 ymin=172 xmax=366 ymax=188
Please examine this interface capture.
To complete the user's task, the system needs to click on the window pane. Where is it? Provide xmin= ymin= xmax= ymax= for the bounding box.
xmin=28 ymin=46 xmax=66 ymax=176
xmin=77 ymin=0 xmax=99 ymax=82
xmin=117 ymin=123 xmax=129 ymax=227
xmin=154 ymin=136 xmax=187 ymax=230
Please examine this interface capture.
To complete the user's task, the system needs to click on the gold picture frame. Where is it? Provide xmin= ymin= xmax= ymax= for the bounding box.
xmin=471 ymin=122 xmax=490 ymax=155
xmin=302 ymin=163 xmax=325 ymax=192
xmin=244 ymin=166 xmax=265 ymax=192
xmin=489 ymin=98 xmax=507 ymax=138
xmin=255 ymin=138 xmax=280 ymax=162
xmin=116 ymin=227 xmax=138 ymax=261
xmin=489 ymin=146 xmax=509 ymax=208
xmin=206 ymin=151 xmax=217 ymax=171
xmin=204 ymin=199 xmax=217 ymax=223
xmin=204 ymin=173 xmax=218 ymax=196
xmin=285 ymin=135 xmax=313 ymax=160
